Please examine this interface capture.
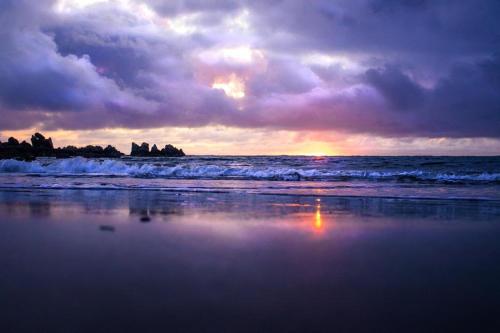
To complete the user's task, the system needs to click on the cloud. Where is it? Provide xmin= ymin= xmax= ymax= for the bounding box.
xmin=365 ymin=66 xmax=425 ymax=111
xmin=0 ymin=0 xmax=499 ymax=138
xmin=0 ymin=1 xmax=157 ymax=117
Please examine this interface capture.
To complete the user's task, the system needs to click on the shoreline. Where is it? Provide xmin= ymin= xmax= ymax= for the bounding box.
xmin=1 ymin=186 xmax=500 ymax=203
xmin=2 ymin=180 xmax=500 ymax=332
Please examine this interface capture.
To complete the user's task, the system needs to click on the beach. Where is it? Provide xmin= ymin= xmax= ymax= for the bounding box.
xmin=1 ymin=186 xmax=500 ymax=332
xmin=3 ymin=0 xmax=500 ymax=330
xmin=3 ymin=0 xmax=500 ymax=331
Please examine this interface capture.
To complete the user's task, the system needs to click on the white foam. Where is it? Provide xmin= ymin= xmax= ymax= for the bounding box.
xmin=0 ymin=157 xmax=499 ymax=183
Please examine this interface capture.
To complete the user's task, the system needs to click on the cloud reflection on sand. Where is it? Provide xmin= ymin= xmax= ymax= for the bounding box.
xmin=2 ymin=189 xmax=500 ymax=332
xmin=1 ymin=189 xmax=499 ymax=237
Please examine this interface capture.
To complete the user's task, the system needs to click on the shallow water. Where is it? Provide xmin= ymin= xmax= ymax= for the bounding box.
xmin=1 ymin=189 xmax=500 ymax=332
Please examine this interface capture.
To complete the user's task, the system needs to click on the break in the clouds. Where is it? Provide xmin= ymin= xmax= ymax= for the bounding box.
xmin=0 ymin=0 xmax=499 ymax=139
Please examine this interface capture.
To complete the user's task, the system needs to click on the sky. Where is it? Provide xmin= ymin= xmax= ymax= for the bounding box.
xmin=0 ymin=0 xmax=500 ymax=155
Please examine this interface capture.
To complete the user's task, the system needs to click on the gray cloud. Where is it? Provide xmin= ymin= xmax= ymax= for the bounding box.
xmin=0 ymin=0 xmax=499 ymax=138
xmin=365 ymin=66 xmax=425 ymax=111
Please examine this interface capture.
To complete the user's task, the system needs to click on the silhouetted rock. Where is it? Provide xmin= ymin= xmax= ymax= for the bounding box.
xmin=131 ymin=142 xmax=150 ymax=156
xmin=150 ymin=144 xmax=160 ymax=156
xmin=30 ymin=133 xmax=54 ymax=157
xmin=62 ymin=145 xmax=78 ymax=154
xmin=7 ymin=137 xmax=19 ymax=145
xmin=56 ymin=144 xmax=124 ymax=158
xmin=131 ymin=142 xmax=140 ymax=156
xmin=1 ymin=132 xmax=186 ymax=160
xmin=103 ymin=145 xmax=122 ymax=158
xmin=140 ymin=143 xmax=149 ymax=153
xmin=80 ymin=145 xmax=103 ymax=157
xmin=162 ymin=144 xmax=185 ymax=157
xmin=0 ymin=139 xmax=35 ymax=161
xmin=20 ymin=141 xmax=31 ymax=149
xmin=31 ymin=132 xmax=53 ymax=150
xmin=130 ymin=141 xmax=185 ymax=157
xmin=1 ymin=132 xmax=124 ymax=160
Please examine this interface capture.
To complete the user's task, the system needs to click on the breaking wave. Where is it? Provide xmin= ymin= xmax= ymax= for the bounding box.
xmin=1 ymin=157 xmax=499 ymax=184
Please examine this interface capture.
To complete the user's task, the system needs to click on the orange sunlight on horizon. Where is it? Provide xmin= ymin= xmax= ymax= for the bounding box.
xmin=4 ymin=126 xmax=491 ymax=156
xmin=296 ymin=142 xmax=340 ymax=156
xmin=0 ymin=127 xmax=344 ymax=156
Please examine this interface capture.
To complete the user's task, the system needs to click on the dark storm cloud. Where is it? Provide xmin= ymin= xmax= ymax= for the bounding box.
xmin=0 ymin=0 xmax=499 ymax=137
xmin=239 ymin=56 xmax=500 ymax=138
xmin=364 ymin=56 xmax=500 ymax=137
xmin=247 ymin=0 xmax=500 ymax=57
xmin=365 ymin=66 xmax=425 ymax=111
xmin=424 ymin=56 xmax=500 ymax=137
xmin=52 ymin=30 xmax=150 ymax=86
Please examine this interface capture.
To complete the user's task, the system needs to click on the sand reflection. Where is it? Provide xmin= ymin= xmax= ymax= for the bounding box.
xmin=314 ymin=202 xmax=322 ymax=231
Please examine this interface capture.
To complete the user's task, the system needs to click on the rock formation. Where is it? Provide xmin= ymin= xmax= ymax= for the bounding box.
xmin=28 ymin=132 xmax=55 ymax=156
xmin=103 ymin=145 xmax=122 ymax=158
xmin=0 ymin=133 xmax=124 ymax=160
xmin=8 ymin=137 xmax=19 ymax=145
xmin=131 ymin=142 xmax=150 ymax=157
xmin=163 ymin=144 xmax=185 ymax=157
xmin=1 ymin=132 xmax=186 ymax=160
xmin=0 ymin=138 xmax=35 ymax=160
xmin=150 ymin=144 xmax=160 ymax=156
xmin=130 ymin=142 xmax=185 ymax=157
xmin=31 ymin=132 xmax=53 ymax=150
xmin=54 ymin=144 xmax=123 ymax=158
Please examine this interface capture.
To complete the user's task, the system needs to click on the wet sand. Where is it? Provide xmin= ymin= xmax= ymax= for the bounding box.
xmin=1 ymin=189 xmax=500 ymax=332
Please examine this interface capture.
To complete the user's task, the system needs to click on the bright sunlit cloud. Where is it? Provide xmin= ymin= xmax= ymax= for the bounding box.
xmin=167 ymin=13 xmax=200 ymax=35
xmin=301 ymin=53 xmax=364 ymax=73
xmin=54 ymin=0 xmax=160 ymax=24
xmin=226 ymin=9 xmax=251 ymax=32
xmin=199 ymin=46 xmax=264 ymax=65
xmin=212 ymin=73 xmax=246 ymax=99
xmin=54 ymin=0 xmax=110 ymax=13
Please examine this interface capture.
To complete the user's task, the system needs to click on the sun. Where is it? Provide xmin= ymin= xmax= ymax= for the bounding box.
xmin=212 ymin=73 xmax=246 ymax=99
xmin=295 ymin=142 xmax=340 ymax=156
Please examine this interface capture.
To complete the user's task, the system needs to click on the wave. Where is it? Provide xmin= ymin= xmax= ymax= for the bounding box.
xmin=0 ymin=157 xmax=499 ymax=184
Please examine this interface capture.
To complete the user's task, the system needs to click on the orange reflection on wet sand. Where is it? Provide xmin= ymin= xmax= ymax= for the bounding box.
xmin=313 ymin=198 xmax=324 ymax=233
xmin=315 ymin=205 xmax=322 ymax=230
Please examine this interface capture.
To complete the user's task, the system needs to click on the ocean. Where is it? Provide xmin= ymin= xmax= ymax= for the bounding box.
xmin=1 ymin=155 xmax=499 ymax=199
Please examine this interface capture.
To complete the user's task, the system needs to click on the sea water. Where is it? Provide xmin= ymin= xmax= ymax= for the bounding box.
xmin=0 ymin=155 xmax=499 ymax=200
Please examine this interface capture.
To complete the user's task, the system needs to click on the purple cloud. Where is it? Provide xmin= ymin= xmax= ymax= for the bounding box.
xmin=0 ymin=0 xmax=499 ymax=138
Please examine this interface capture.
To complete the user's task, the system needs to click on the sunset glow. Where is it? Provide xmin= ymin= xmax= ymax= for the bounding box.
xmin=200 ymin=47 xmax=263 ymax=65
xmin=212 ymin=74 xmax=246 ymax=99
xmin=1 ymin=0 xmax=499 ymax=155
xmin=2 ymin=3 xmax=500 ymax=331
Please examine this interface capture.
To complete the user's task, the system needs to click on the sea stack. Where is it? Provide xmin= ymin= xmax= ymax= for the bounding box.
xmin=150 ymin=144 xmax=161 ymax=156
xmin=162 ymin=144 xmax=185 ymax=157
xmin=130 ymin=142 xmax=185 ymax=157
xmin=130 ymin=142 xmax=150 ymax=156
